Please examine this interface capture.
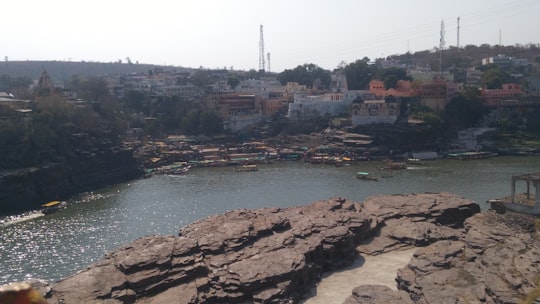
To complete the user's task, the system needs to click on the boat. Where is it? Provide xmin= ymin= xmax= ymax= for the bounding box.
xmin=41 ymin=201 xmax=67 ymax=214
xmin=356 ymin=171 xmax=378 ymax=181
xmin=234 ymin=164 xmax=258 ymax=172
xmin=383 ymin=161 xmax=407 ymax=170
xmin=446 ymin=151 xmax=497 ymax=160
xmin=152 ymin=163 xmax=191 ymax=175
xmin=487 ymin=172 xmax=540 ymax=215
xmin=170 ymin=165 xmax=191 ymax=175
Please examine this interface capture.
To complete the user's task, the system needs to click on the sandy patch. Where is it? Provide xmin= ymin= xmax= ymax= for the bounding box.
xmin=301 ymin=248 xmax=416 ymax=304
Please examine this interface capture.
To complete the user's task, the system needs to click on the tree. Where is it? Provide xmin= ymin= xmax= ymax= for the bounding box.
xmin=343 ymin=58 xmax=377 ymax=90
xmin=442 ymin=88 xmax=487 ymax=129
xmin=191 ymin=70 xmax=210 ymax=89
xmin=276 ymin=64 xmax=331 ymax=89
xmin=480 ymin=65 xmax=510 ymax=89
xmin=376 ymin=67 xmax=411 ymax=89
xmin=0 ymin=75 xmax=32 ymax=96
xmin=199 ymin=110 xmax=223 ymax=135
xmin=227 ymin=77 xmax=240 ymax=90
xmin=78 ymin=77 xmax=109 ymax=102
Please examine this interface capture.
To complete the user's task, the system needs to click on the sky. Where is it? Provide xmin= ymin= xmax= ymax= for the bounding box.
xmin=2 ymin=0 xmax=540 ymax=72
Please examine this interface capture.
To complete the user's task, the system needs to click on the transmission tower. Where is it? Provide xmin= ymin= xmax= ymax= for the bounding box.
xmin=457 ymin=17 xmax=460 ymax=48
xmin=267 ymin=53 xmax=271 ymax=73
xmin=439 ymin=19 xmax=445 ymax=76
xmin=259 ymin=25 xmax=265 ymax=72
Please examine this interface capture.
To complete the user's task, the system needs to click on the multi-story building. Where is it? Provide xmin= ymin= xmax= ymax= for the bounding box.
xmin=214 ymin=93 xmax=263 ymax=132
xmin=369 ymin=80 xmax=415 ymax=98
xmin=417 ymin=80 xmax=461 ymax=112
xmin=351 ymin=97 xmax=400 ymax=126
xmin=480 ymin=83 xmax=525 ymax=107
xmin=262 ymin=90 xmax=288 ymax=117
xmin=287 ymin=90 xmax=365 ymax=121
xmin=482 ymin=54 xmax=528 ymax=69
xmin=525 ymin=77 xmax=540 ymax=96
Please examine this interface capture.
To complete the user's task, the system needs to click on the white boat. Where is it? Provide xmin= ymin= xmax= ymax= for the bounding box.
xmin=234 ymin=164 xmax=258 ymax=172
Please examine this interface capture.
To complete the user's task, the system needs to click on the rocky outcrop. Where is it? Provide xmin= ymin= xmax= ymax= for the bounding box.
xmin=0 ymin=147 xmax=141 ymax=214
xmin=44 ymin=192 xmax=479 ymax=304
xmin=345 ymin=211 xmax=540 ymax=304
xmin=394 ymin=211 xmax=540 ymax=304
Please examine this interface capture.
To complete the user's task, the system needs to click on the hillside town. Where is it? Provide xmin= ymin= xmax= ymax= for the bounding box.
xmin=1 ymin=48 xmax=540 ymax=177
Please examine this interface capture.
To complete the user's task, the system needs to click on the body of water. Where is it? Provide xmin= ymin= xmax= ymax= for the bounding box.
xmin=1 ymin=156 xmax=539 ymax=285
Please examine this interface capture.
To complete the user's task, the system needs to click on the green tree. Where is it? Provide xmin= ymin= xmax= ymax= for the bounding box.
xmin=442 ymin=88 xmax=487 ymax=129
xmin=191 ymin=70 xmax=210 ymax=89
xmin=277 ymin=64 xmax=331 ymax=89
xmin=181 ymin=109 xmax=201 ymax=134
xmin=227 ymin=77 xmax=240 ymax=90
xmin=480 ymin=66 xmax=510 ymax=89
xmin=376 ymin=67 xmax=411 ymax=89
xmin=123 ymin=90 xmax=148 ymax=114
xmin=199 ymin=110 xmax=223 ymax=135
xmin=78 ymin=77 xmax=109 ymax=102
xmin=343 ymin=58 xmax=377 ymax=90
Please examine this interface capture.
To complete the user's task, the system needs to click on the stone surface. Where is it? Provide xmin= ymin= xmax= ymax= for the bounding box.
xmin=396 ymin=211 xmax=540 ymax=304
xmin=343 ymin=285 xmax=415 ymax=304
xmin=41 ymin=192 xmax=480 ymax=304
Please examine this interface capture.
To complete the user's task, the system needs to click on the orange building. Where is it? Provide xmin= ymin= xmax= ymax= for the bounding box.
xmin=480 ymin=83 xmax=525 ymax=107
xmin=369 ymin=80 xmax=415 ymax=98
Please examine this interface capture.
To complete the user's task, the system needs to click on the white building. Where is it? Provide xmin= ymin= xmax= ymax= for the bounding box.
xmin=287 ymin=90 xmax=373 ymax=121
xmin=351 ymin=98 xmax=400 ymax=126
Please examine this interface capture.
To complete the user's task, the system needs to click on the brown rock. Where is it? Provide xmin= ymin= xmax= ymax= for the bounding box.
xmin=396 ymin=211 xmax=540 ymax=304
xmin=343 ymin=285 xmax=414 ymax=304
xmin=41 ymin=193 xmax=480 ymax=304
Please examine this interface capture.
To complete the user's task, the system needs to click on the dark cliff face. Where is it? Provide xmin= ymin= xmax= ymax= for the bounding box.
xmin=0 ymin=148 xmax=142 ymax=215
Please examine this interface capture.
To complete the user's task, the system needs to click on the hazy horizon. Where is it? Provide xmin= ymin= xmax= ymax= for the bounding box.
xmin=2 ymin=0 xmax=539 ymax=72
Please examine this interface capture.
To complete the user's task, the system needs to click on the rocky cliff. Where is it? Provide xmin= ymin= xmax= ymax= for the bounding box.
xmin=42 ymin=192 xmax=484 ymax=303
xmin=345 ymin=211 xmax=540 ymax=304
xmin=0 ymin=147 xmax=141 ymax=214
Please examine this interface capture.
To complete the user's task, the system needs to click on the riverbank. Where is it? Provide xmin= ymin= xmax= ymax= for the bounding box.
xmin=0 ymin=147 xmax=142 ymax=215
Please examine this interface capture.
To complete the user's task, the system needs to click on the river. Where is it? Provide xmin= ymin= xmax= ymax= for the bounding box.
xmin=1 ymin=156 xmax=539 ymax=286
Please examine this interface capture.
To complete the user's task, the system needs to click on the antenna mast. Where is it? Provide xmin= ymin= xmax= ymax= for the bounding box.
xmin=267 ymin=52 xmax=271 ymax=73
xmin=439 ymin=19 xmax=446 ymax=76
xmin=457 ymin=17 xmax=460 ymax=48
xmin=259 ymin=25 xmax=265 ymax=72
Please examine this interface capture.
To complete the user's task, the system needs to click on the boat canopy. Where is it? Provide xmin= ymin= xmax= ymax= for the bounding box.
xmin=42 ymin=201 xmax=61 ymax=207
xmin=357 ymin=172 xmax=369 ymax=176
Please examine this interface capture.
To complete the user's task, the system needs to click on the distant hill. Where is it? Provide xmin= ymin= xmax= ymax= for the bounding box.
xmin=390 ymin=44 xmax=540 ymax=70
xmin=0 ymin=60 xmax=192 ymax=81
xmin=1 ymin=44 xmax=538 ymax=82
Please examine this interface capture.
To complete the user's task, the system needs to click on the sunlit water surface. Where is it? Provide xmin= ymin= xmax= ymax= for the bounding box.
xmin=1 ymin=157 xmax=539 ymax=285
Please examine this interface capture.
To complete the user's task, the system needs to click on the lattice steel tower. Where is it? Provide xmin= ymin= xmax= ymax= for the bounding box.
xmin=439 ymin=20 xmax=445 ymax=75
xmin=259 ymin=25 xmax=265 ymax=72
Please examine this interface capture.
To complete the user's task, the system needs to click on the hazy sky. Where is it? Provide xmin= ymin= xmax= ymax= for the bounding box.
xmin=2 ymin=0 xmax=539 ymax=72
